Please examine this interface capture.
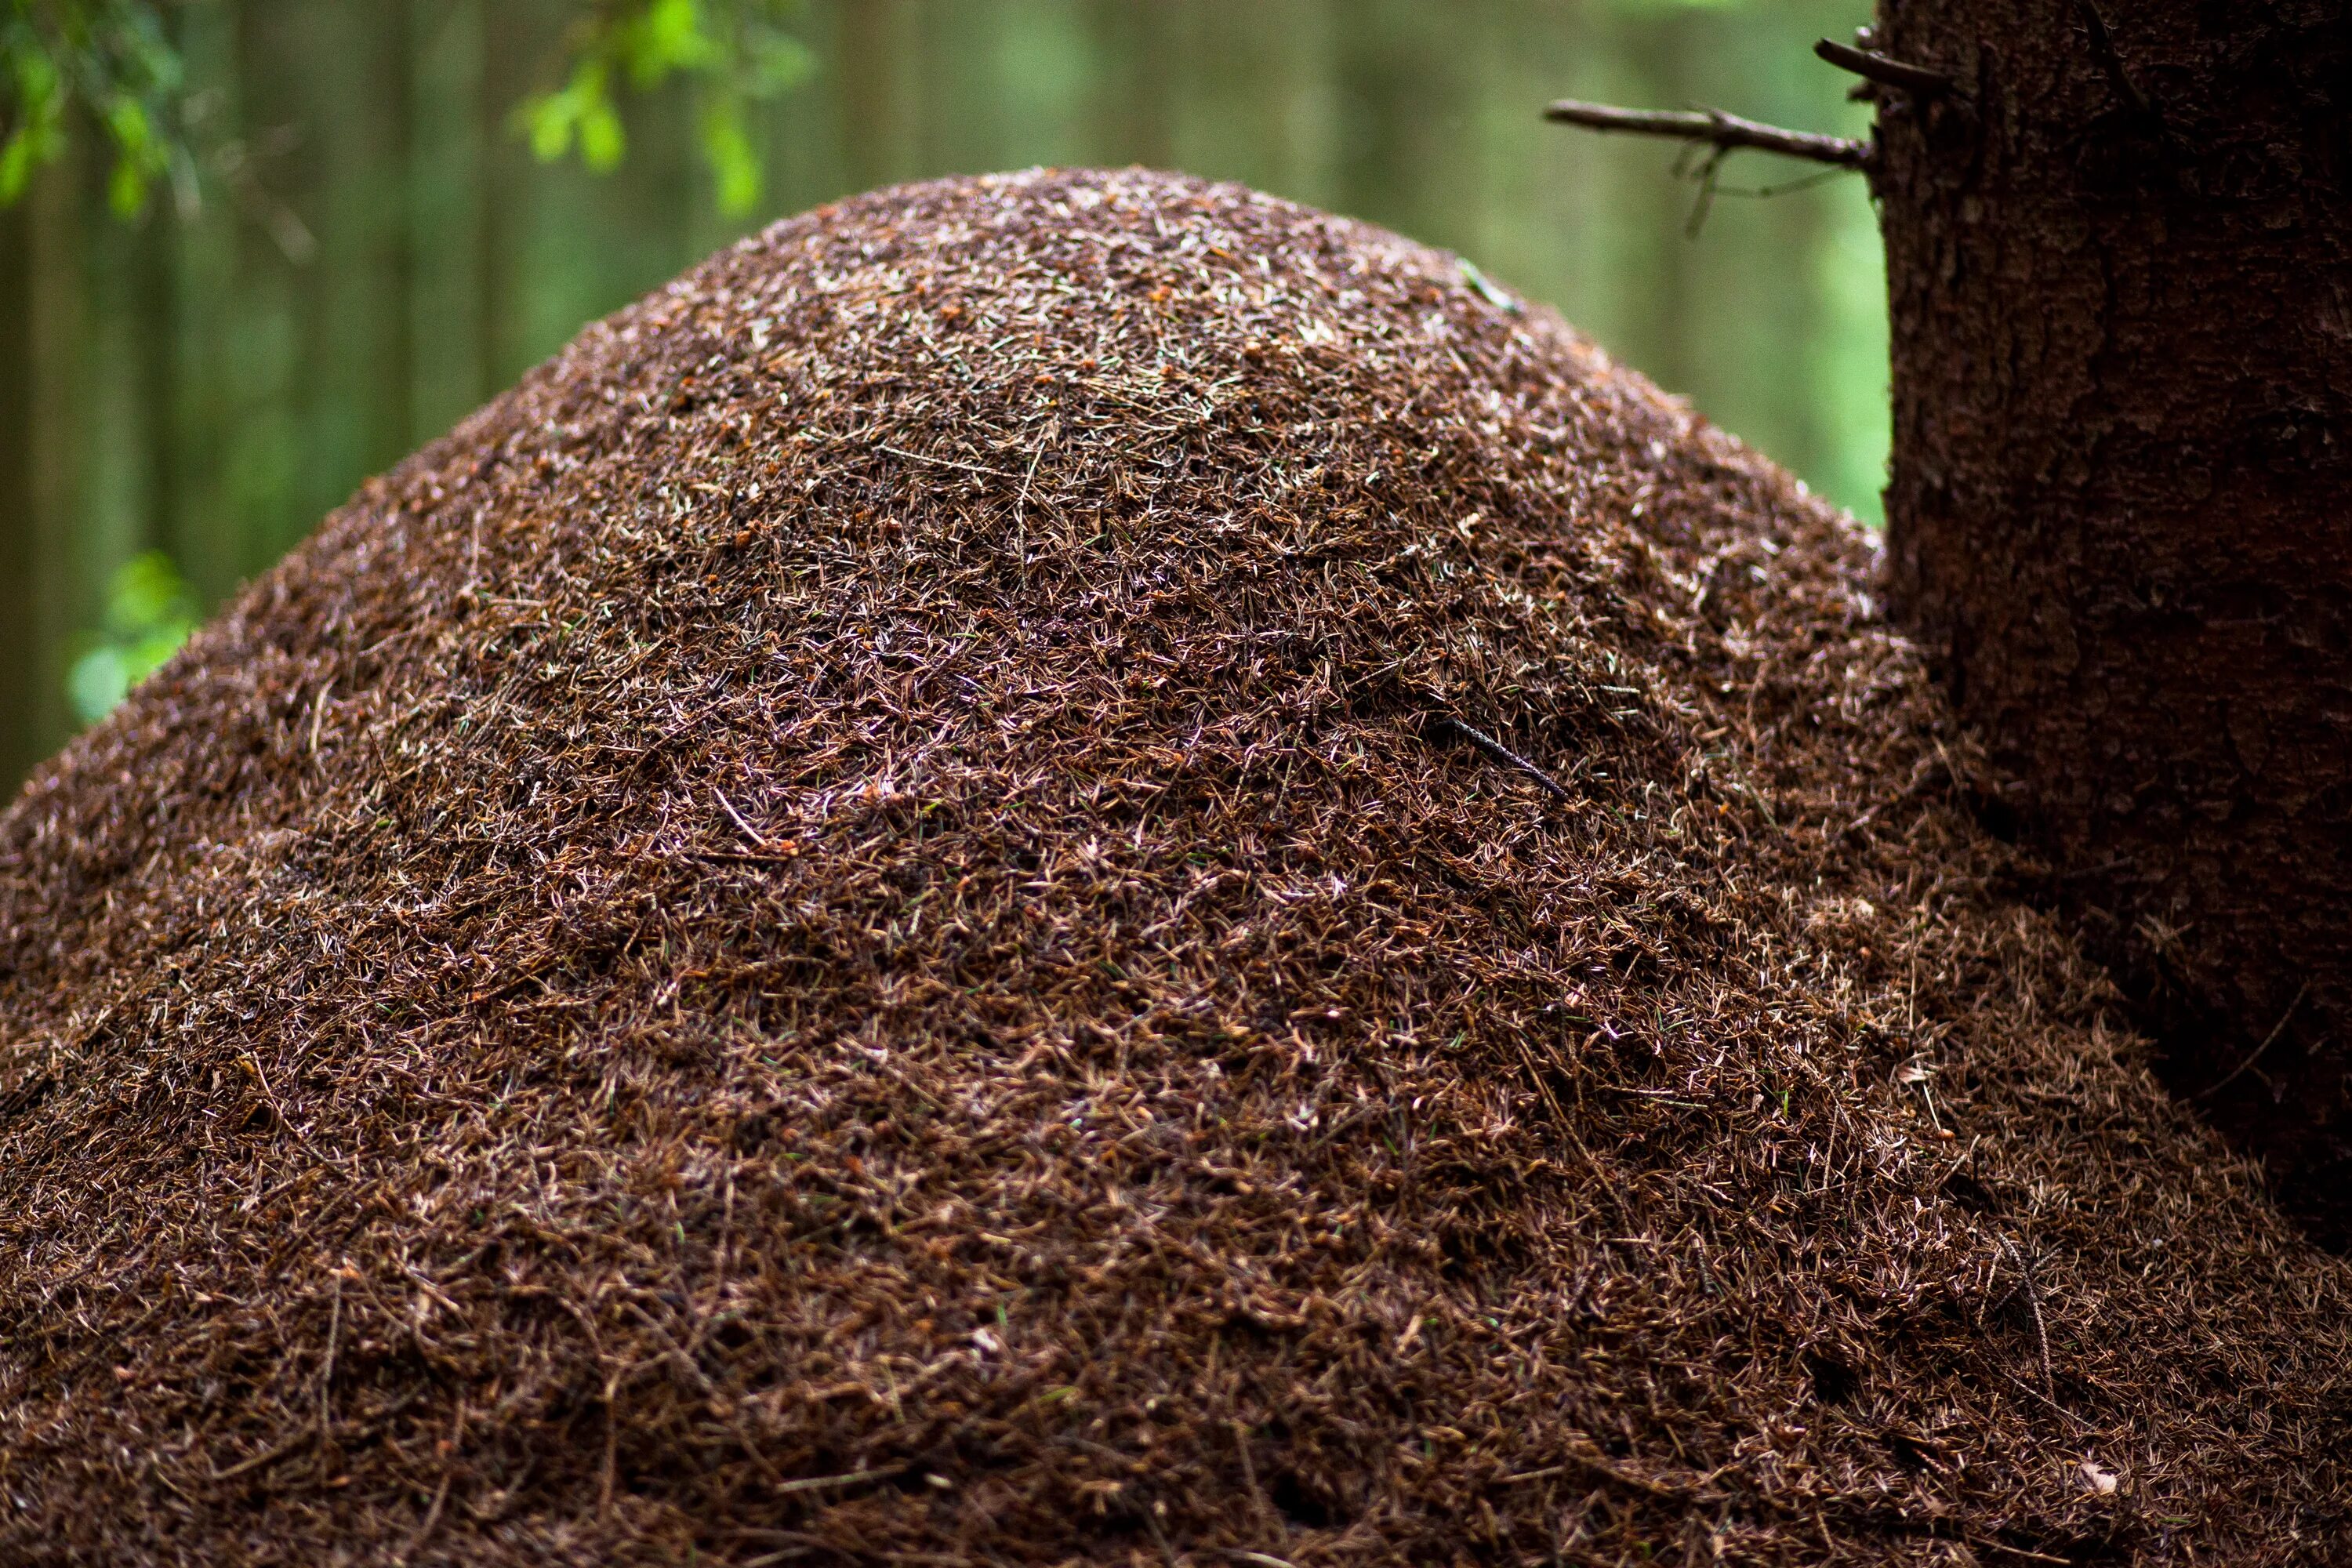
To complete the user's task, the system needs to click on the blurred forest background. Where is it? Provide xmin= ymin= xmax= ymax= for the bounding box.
xmin=0 ymin=0 xmax=1882 ymax=793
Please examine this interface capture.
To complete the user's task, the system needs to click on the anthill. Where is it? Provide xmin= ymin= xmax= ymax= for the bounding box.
xmin=0 ymin=169 xmax=2344 ymax=1566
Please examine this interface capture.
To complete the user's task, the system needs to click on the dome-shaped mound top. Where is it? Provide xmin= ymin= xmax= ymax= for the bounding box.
xmin=1 ymin=168 xmax=2345 ymax=1565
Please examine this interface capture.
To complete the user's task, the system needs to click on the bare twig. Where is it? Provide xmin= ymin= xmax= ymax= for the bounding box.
xmin=877 ymin=442 xmax=1025 ymax=483
xmin=205 ymin=1428 xmax=315 ymax=1483
xmin=683 ymin=848 xmax=803 ymax=866
xmin=2197 ymin=982 xmax=2310 ymax=1101
xmin=1813 ymin=38 xmax=1954 ymax=97
xmin=1432 ymin=717 xmax=1576 ymax=804
xmin=1498 ymin=1446 xmax=1689 ymax=1500
xmin=400 ymin=1477 xmax=452 ymax=1565
xmin=397 ymin=1404 xmax=459 ymax=1568
xmin=1994 ymin=1232 xmax=2055 ymax=1396
xmin=713 ymin=786 xmax=783 ymax=853
xmin=2074 ymin=0 xmax=2161 ymax=125
xmin=316 ymin=1276 xmax=341 ymax=1479
xmin=1544 ymin=100 xmax=1870 ymax=169
xmin=769 ymin=1465 xmax=909 ymax=1497
xmin=1995 ymin=1367 xmax=2093 ymax=1434
xmin=1697 ymin=166 xmax=1853 ymax=202
xmin=307 ymin=681 xmax=335 ymax=755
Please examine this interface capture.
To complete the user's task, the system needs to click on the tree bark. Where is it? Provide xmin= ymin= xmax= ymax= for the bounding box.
xmin=1875 ymin=0 xmax=2352 ymax=1236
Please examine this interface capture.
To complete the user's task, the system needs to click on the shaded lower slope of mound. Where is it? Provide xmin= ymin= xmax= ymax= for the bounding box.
xmin=0 ymin=169 xmax=2346 ymax=1566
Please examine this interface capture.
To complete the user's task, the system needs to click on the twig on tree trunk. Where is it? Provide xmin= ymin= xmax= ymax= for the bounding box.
xmin=1813 ymin=38 xmax=1954 ymax=97
xmin=2073 ymin=0 xmax=2162 ymax=127
xmin=1542 ymin=100 xmax=1871 ymax=170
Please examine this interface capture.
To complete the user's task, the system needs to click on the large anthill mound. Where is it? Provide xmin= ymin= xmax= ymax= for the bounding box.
xmin=0 ymin=169 xmax=2346 ymax=1566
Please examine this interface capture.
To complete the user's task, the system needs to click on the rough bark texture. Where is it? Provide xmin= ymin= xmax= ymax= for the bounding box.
xmin=1875 ymin=0 xmax=2352 ymax=1240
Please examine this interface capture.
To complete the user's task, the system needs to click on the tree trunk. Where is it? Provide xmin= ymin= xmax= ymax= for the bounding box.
xmin=1875 ymin=0 xmax=2352 ymax=1236
xmin=0 ymin=205 xmax=34 ymax=789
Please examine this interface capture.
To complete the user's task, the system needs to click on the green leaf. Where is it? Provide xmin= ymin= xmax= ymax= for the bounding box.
xmin=106 ymin=153 xmax=147 ymax=215
xmin=0 ymin=52 xmax=66 ymax=206
xmin=71 ymin=550 xmax=194 ymax=721
xmin=105 ymin=551 xmax=187 ymax=634
xmin=128 ymin=621 xmax=192 ymax=678
xmin=625 ymin=0 xmax=717 ymax=84
xmin=511 ymin=0 xmax=811 ymax=201
xmin=0 ymin=125 xmax=46 ymax=205
xmin=742 ymin=24 xmax=815 ymax=96
xmin=699 ymin=95 xmax=759 ymax=215
xmin=522 ymin=91 xmax=575 ymax=162
xmin=68 ymin=647 xmax=131 ymax=724
xmin=0 ymin=1 xmax=185 ymax=213
xmin=579 ymin=96 xmax=626 ymax=172
xmin=101 ymin=97 xmax=165 ymax=215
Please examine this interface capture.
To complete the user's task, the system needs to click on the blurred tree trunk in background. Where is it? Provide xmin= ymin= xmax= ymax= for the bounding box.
xmin=10 ymin=158 xmax=85 ymax=773
xmin=412 ymin=0 xmax=491 ymax=443
xmin=1877 ymin=0 xmax=2352 ymax=1232
xmin=1089 ymin=0 xmax=1174 ymax=174
xmin=833 ymin=0 xmax=919 ymax=196
xmin=0 ymin=205 xmax=34 ymax=789
xmin=1617 ymin=5 xmax=1704 ymax=401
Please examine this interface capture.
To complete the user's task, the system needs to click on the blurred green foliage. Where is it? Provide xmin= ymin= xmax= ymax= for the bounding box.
xmin=0 ymin=0 xmax=183 ymax=214
xmin=66 ymin=549 xmax=194 ymax=721
xmin=5 ymin=0 xmax=821 ymax=729
xmin=520 ymin=0 xmax=814 ymax=215
xmin=1 ymin=0 xmax=815 ymax=220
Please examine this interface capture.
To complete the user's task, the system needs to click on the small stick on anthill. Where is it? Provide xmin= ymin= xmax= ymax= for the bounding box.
xmin=713 ymin=786 xmax=786 ymax=854
xmin=1543 ymin=100 xmax=1871 ymax=169
xmin=1994 ymin=1232 xmax=2056 ymax=1396
xmin=1813 ymin=38 xmax=1955 ymax=97
xmin=1433 ymin=717 xmax=1576 ymax=804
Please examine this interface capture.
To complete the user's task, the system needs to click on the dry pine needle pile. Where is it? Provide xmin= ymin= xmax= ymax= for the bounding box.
xmin=0 ymin=169 xmax=2346 ymax=1566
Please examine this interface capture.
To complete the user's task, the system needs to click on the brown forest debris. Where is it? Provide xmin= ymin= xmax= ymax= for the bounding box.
xmin=0 ymin=169 xmax=2344 ymax=1565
